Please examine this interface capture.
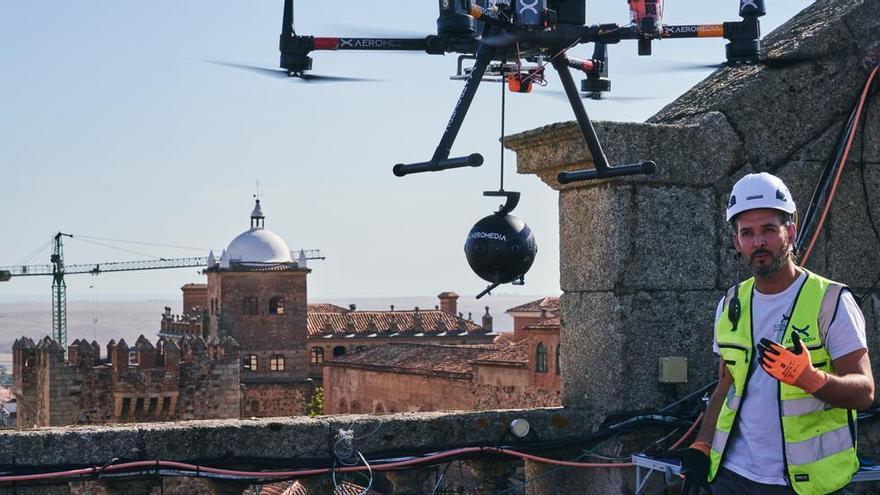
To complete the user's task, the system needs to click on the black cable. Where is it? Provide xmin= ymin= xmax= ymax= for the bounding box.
xmin=796 ymin=101 xmax=860 ymax=255
xmin=858 ymin=80 xmax=880 ymax=305
xmin=500 ymin=65 xmax=506 ymax=191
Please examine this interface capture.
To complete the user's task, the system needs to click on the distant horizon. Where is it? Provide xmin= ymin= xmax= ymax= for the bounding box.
xmin=0 ymin=291 xmax=559 ymax=304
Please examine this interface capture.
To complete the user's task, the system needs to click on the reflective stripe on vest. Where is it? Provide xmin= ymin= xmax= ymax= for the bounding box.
xmin=710 ymin=270 xmax=859 ymax=495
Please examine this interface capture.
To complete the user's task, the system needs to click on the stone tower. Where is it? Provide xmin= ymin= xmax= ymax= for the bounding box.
xmin=205 ymin=199 xmax=314 ymax=417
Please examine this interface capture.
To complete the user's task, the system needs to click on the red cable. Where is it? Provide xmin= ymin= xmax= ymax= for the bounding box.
xmin=801 ymin=66 xmax=880 ymax=266
xmin=0 ymin=415 xmax=712 ymax=483
xmin=668 ymin=412 xmax=704 ymax=450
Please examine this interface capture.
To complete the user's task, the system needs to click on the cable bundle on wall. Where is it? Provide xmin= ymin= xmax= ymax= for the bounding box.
xmin=796 ymin=65 xmax=880 ymax=268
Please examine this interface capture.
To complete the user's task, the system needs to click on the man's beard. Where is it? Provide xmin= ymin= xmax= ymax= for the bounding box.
xmin=750 ymin=241 xmax=791 ymax=278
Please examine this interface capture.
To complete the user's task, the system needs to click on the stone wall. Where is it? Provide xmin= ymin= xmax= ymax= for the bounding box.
xmin=12 ymin=336 xmax=241 ymax=428
xmin=504 ymin=1 xmax=880 ymax=492
xmin=324 ymin=367 xmax=475 ymax=414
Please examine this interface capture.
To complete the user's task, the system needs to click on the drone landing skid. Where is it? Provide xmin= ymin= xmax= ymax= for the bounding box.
xmin=393 ymin=43 xmax=655 ymax=184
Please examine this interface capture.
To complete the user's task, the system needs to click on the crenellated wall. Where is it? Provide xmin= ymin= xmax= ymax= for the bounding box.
xmin=12 ymin=335 xmax=241 ymax=428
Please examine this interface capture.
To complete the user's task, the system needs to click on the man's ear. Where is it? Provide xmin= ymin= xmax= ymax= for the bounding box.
xmin=732 ymin=233 xmax=743 ymax=255
xmin=786 ymin=222 xmax=797 ymax=246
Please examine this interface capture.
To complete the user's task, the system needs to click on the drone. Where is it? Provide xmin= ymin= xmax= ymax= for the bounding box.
xmin=255 ymin=0 xmax=772 ymax=183
xmin=219 ymin=0 xmax=771 ymax=296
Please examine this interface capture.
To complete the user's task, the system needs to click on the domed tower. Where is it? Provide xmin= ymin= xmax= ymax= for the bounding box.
xmin=205 ymin=199 xmax=312 ymax=416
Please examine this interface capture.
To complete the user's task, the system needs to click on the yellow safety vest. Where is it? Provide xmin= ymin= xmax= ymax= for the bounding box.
xmin=710 ymin=270 xmax=859 ymax=495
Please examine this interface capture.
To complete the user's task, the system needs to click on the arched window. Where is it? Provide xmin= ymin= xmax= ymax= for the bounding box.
xmin=555 ymin=345 xmax=561 ymax=375
xmin=311 ymin=347 xmax=324 ymax=364
xmin=333 ymin=346 xmax=347 ymax=358
xmin=269 ymin=297 xmax=285 ymax=315
xmin=242 ymin=297 xmax=258 ymax=315
xmin=242 ymin=354 xmax=258 ymax=371
xmin=270 ymin=354 xmax=285 ymax=371
xmin=536 ymin=342 xmax=548 ymax=373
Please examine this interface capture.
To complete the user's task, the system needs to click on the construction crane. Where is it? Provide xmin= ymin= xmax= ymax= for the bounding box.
xmin=0 ymin=232 xmax=324 ymax=347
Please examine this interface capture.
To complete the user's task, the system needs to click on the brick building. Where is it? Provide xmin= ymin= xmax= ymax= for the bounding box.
xmin=12 ymin=334 xmax=239 ymax=428
xmin=323 ymin=298 xmax=562 ymax=415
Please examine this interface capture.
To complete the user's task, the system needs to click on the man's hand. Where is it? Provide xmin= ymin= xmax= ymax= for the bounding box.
xmin=663 ymin=442 xmax=710 ymax=495
xmin=758 ymin=332 xmax=829 ymax=393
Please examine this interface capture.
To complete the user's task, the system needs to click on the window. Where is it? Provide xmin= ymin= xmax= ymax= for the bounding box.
xmin=135 ymin=398 xmax=145 ymax=416
xmin=148 ymin=397 xmax=158 ymax=415
xmin=161 ymin=397 xmax=171 ymax=415
xmin=536 ymin=342 xmax=548 ymax=373
xmin=311 ymin=347 xmax=324 ymax=364
xmin=243 ymin=354 xmax=258 ymax=371
xmin=332 ymin=346 xmax=347 ymax=358
xmin=555 ymin=345 xmax=561 ymax=375
xmin=269 ymin=297 xmax=285 ymax=315
xmin=121 ymin=398 xmax=131 ymax=418
xmin=270 ymin=354 xmax=285 ymax=371
xmin=242 ymin=297 xmax=258 ymax=315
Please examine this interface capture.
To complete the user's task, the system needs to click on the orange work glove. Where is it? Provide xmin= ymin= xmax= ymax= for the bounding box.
xmin=758 ymin=332 xmax=829 ymax=393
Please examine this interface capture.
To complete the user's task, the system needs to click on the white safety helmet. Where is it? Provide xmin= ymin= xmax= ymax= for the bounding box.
xmin=726 ymin=172 xmax=796 ymax=223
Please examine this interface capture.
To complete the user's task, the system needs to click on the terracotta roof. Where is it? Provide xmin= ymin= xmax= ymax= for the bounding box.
xmin=307 ymin=303 xmax=351 ymax=313
xmin=505 ymin=296 xmax=560 ymax=314
xmin=260 ymin=480 xmax=382 ymax=495
xmin=475 ymin=338 xmax=528 ymax=366
xmin=306 ymin=309 xmax=485 ymax=338
xmin=324 ymin=342 xmax=504 ymax=378
xmin=523 ymin=317 xmax=561 ymax=330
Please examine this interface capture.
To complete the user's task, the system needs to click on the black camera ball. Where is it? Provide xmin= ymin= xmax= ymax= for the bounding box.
xmin=464 ymin=213 xmax=537 ymax=284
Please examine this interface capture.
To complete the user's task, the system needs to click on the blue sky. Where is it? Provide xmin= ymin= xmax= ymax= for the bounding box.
xmin=0 ymin=1 xmax=810 ymax=302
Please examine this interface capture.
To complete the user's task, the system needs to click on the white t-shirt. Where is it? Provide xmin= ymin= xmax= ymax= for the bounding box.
xmin=712 ymin=271 xmax=867 ymax=485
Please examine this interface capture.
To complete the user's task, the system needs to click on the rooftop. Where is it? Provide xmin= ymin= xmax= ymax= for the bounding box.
xmin=306 ymin=308 xmax=486 ymax=338
xmin=324 ymin=343 xmax=509 ymax=378
xmin=506 ymin=296 xmax=560 ymax=314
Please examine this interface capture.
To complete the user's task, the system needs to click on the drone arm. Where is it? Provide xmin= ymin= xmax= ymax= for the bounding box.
xmin=552 ymin=56 xmax=655 ymax=183
xmin=393 ymin=43 xmax=495 ymax=177
xmin=661 ymin=24 xmax=725 ymax=39
xmin=311 ymin=37 xmax=431 ymax=52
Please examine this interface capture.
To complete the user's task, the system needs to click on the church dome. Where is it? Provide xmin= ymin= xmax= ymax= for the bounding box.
xmin=224 ymin=199 xmax=293 ymax=266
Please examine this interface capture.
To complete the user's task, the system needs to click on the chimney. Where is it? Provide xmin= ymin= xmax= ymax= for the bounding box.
xmin=437 ymin=291 xmax=459 ymax=315
xmin=482 ymin=306 xmax=493 ymax=333
xmin=349 ymin=304 xmax=357 ymax=311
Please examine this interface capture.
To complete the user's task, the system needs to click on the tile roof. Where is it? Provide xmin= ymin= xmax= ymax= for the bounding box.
xmin=324 ymin=342 xmax=509 ymax=378
xmin=523 ymin=317 xmax=561 ymax=330
xmin=306 ymin=309 xmax=485 ymax=338
xmin=307 ymin=303 xmax=350 ymax=313
xmin=505 ymin=296 xmax=560 ymax=314
xmin=475 ymin=338 xmax=528 ymax=366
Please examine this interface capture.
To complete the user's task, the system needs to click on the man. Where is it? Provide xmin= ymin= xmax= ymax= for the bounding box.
xmin=669 ymin=173 xmax=874 ymax=495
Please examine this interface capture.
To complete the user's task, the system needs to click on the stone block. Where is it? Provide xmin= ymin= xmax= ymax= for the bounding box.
xmin=561 ymin=290 xmax=719 ymax=413
xmin=559 ymin=185 xmax=632 ymax=292
xmin=826 ymin=163 xmax=880 ymax=288
xmin=621 ymin=186 xmax=717 ymax=290
xmin=506 ymin=113 xmax=742 ymax=190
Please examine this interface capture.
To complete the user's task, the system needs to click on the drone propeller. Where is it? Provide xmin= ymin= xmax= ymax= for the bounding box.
xmin=646 ymin=54 xmax=818 ymax=73
xmin=204 ymin=61 xmax=379 ymax=83
xmin=540 ymin=89 xmax=662 ymax=102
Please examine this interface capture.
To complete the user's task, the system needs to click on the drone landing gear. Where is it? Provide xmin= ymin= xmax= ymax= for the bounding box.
xmin=393 ymin=44 xmax=496 ymax=177
xmin=552 ymin=56 xmax=656 ymax=183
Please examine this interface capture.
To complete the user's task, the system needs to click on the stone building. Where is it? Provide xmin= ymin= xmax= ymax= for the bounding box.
xmin=323 ymin=298 xmax=562 ymax=414
xmin=304 ymin=296 xmax=495 ymax=379
xmin=11 ymin=335 xmax=239 ymax=428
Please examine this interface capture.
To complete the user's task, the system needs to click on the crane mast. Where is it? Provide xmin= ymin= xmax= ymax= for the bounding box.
xmin=50 ymin=233 xmax=73 ymax=346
